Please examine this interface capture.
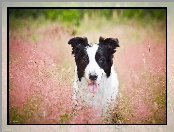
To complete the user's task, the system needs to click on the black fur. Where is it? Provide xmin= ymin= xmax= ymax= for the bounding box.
xmin=97 ymin=36 xmax=119 ymax=77
xmin=68 ymin=37 xmax=90 ymax=81
xmin=68 ymin=37 xmax=89 ymax=55
xmin=68 ymin=36 xmax=119 ymax=80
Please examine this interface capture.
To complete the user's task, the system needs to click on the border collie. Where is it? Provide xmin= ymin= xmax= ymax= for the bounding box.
xmin=68 ymin=36 xmax=119 ymax=114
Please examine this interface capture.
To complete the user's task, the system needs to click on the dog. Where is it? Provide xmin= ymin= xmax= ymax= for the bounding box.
xmin=68 ymin=36 xmax=119 ymax=115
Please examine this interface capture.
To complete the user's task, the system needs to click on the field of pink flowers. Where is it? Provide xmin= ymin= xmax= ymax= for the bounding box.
xmin=9 ymin=19 xmax=166 ymax=124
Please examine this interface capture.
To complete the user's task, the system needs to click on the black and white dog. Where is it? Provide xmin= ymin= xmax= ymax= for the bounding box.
xmin=68 ymin=36 xmax=119 ymax=114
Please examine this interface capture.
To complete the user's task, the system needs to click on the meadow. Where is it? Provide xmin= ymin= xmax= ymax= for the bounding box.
xmin=9 ymin=9 xmax=166 ymax=124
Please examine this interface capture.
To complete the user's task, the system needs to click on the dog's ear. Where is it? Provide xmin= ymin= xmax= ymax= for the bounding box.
xmin=99 ymin=36 xmax=120 ymax=54
xmin=68 ymin=37 xmax=88 ymax=48
xmin=68 ymin=37 xmax=88 ymax=55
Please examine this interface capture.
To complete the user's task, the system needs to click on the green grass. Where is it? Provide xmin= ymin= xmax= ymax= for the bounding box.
xmin=60 ymin=113 xmax=69 ymax=124
xmin=9 ymin=107 xmax=27 ymax=124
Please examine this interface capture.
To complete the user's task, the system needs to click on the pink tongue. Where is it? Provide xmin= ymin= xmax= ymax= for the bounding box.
xmin=88 ymin=82 xmax=98 ymax=94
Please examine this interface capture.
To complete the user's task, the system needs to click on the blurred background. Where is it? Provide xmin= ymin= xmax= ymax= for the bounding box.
xmin=9 ymin=8 xmax=166 ymax=36
xmin=8 ymin=8 xmax=166 ymax=125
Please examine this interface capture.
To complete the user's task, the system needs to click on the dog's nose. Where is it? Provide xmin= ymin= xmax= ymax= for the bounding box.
xmin=89 ymin=74 xmax=98 ymax=81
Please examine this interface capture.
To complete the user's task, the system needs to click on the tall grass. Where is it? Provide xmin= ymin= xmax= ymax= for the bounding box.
xmin=9 ymin=9 xmax=166 ymax=124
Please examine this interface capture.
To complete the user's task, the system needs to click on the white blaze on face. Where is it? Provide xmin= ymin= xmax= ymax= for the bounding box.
xmin=85 ymin=44 xmax=104 ymax=93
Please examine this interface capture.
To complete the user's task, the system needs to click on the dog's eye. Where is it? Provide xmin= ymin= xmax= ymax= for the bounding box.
xmin=99 ymin=58 xmax=104 ymax=63
xmin=82 ymin=58 xmax=88 ymax=63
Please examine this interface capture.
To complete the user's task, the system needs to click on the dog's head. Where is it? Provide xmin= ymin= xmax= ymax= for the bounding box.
xmin=68 ymin=36 xmax=119 ymax=93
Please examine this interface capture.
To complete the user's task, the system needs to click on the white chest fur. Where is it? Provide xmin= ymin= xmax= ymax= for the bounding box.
xmin=73 ymin=66 xmax=119 ymax=113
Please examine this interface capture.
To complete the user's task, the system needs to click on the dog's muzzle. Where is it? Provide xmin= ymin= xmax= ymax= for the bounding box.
xmin=88 ymin=73 xmax=99 ymax=94
xmin=89 ymin=73 xmax=98 ymax=81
